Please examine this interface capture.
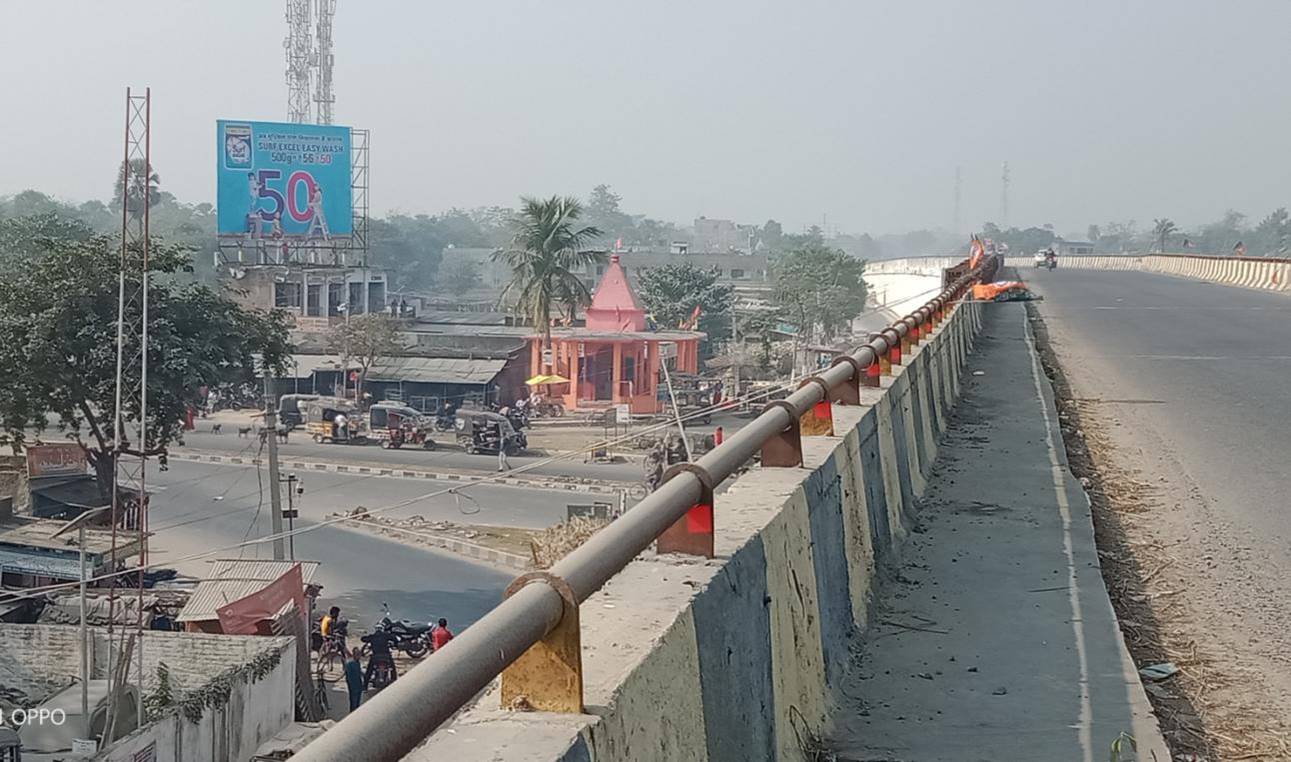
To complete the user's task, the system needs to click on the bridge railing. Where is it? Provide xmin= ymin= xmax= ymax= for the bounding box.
xmin=292 ymin=260 xmax=982 ymax=762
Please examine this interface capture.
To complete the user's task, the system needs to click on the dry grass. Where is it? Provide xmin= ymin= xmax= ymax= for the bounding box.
xmin=528 ymin=515 xmax=610 ymax=569
xmin=1029 ymin=304 xmax=1291 ymax=761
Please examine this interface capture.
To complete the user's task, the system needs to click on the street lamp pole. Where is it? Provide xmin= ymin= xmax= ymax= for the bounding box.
xmin=52 ymin=506 xmax=109 ymax=745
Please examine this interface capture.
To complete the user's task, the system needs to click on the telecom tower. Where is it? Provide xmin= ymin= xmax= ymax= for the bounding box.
xmin=315 ymin=0 xmax=336 ymax=124
xmin=285 ymin=0 xmax=336 ymax=125
xmin=1000 ymin=161 xmax=1010 ymax=227
xmin=285 ymin=0 xmax=314 ymax=123
xmin=106 ymin=85 xmax=152 ymax=739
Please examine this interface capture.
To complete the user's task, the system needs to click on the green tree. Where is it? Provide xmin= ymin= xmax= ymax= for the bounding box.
xmin=1253 ymin=208 xmax=1290 ymax=256
xmin=773 ymin=244 xmax=867 ymax=343
xmin=112 ymin=158 xmax=161 ymax=221
xmin=328 ymin=313 xmax=403 ymax=400
xmin=1152 ymin=218 xmax=1178 ymax=253
xmin=637 ymin=263 xmax=734 ymax=357
xmin=0 ymin=216 xmax=292 ymax=497
xmin=436 ymin=256 xmax=484 ymax=293
xmin=494 ymin=196 xmax=605 ymax=362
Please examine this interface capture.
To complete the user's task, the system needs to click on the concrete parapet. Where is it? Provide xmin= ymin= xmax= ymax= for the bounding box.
xmin=410 ymin=300 xmax=982 ymax=762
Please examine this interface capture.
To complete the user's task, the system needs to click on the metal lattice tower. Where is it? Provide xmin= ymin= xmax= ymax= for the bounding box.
xmin=1000 ymin=161 xmax=1010 ymax=227
xmin=285 ymin=0 xmax=314 ymax=123
xmin=315 ymin=0 xmax=336 ymax=124
xmin=108 ymin=85 xmax=152 ymax=736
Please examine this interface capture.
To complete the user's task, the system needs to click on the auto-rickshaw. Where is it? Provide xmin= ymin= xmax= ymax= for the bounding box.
xmin=370 ymin=401 xmax=437 ymax=450
xmin=454 ymin=409 xmax=527 ymax=455
xmin=303 ymin=399 xmax=367 ymax=444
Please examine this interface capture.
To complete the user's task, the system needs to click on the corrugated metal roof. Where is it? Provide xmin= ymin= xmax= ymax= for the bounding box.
xmin=0 ymin=548 xmax=82 ymax=579
xmin=176 ymin=559 xmax=319 ymax=623
xmin=367 ymin=357 xmax=506 ymax=385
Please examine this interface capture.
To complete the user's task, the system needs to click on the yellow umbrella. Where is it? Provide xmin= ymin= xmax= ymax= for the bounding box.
xmin=526 ymin=373 xmax=570 ymax=385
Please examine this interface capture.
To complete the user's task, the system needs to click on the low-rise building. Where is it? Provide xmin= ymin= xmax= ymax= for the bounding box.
xmin=0 ymin=623 xmax=295 ymax=761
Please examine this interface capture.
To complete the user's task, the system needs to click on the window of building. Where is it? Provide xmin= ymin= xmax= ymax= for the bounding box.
xmin=348 ymin=282 xmax=365 ymax=314
xmin=307 ymin=284 xmax=322 ymax=317
xmin=274 ymin=282 xmax=302 ymax=308
xmin=730 ymin=268 xmax=745 ymax=279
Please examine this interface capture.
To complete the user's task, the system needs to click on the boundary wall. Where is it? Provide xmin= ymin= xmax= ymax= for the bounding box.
xmin=411 ymin=298 xmax=984 ymax=762
xmin=872 ymin=254 xmax=1291 ymax=292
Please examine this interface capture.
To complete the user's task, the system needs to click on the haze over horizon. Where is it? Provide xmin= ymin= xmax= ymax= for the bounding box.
xmin=3 ymin=1 xmax=1289 ymax=236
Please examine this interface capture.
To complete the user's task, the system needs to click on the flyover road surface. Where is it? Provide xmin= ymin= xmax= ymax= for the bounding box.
xmin=174 ymin=428 xmax=641 ymax=484
xmin=1026 ymin=267 xmax=1291 ymax=725
xmin=144 ymin=459 xmax=573 ymax=628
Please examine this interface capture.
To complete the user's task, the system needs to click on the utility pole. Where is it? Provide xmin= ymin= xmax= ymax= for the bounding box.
xmin=264 ymin=379 xmax=286 ymax=560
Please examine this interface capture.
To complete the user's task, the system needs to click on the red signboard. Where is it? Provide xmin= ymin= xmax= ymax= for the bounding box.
xmin=215 ymin=564 xmax=306 ymax=635
xmin=26 ymin=443 xmax=88 ymax=479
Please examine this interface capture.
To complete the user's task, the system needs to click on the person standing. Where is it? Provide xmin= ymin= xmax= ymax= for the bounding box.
xmin=431 ymin=618 xmax=453 ymax=652
xmin=344 ymin=652 xmax=364 ymax=711
xmin=495 ymin=422 xmax=511 ymax=472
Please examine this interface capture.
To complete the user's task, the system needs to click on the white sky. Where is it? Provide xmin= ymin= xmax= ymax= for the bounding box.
xmin=3 ymin=1 xmax=1290 ymax=235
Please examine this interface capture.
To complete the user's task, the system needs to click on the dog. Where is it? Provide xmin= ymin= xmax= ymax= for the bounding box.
xmin=211 ymin=423 xmax=223 ymax=434
xmin=237 ymin=426 xmax=253 ymax=438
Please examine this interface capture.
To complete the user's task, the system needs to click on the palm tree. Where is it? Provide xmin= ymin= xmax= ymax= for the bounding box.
xmin=495 ymin=196 xmax=605 ymax=369
xmin=1152 ymin=218 xmax=1177 ymax=253
xmin=112 ymin=158 xmax=161 ymax=221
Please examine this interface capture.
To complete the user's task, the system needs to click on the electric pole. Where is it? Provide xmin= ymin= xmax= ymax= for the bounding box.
xmin=264 ymin=380 xmax=286 ymax=560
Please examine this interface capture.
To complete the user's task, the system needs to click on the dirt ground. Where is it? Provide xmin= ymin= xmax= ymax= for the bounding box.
xmin=1028 ymin=304 xmax=1291 ymax=761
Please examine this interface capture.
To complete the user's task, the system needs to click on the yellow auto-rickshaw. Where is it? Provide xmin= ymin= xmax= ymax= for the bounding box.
xmin=303 ymin=398 xmax=367 ymax=444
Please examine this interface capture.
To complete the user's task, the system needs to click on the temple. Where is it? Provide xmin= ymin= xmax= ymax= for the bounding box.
xmin=527 ymin=255 xmax=704 ymax=414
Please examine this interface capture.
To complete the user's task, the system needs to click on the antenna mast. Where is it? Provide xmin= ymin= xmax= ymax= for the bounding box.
xmin=315 ymin=0 xmax=336 ymax=124
xmin=285 ymin=0 xmax=314 ymax=123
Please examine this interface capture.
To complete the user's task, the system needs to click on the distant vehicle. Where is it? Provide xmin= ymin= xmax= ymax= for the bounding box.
xmin=369 ymin=402 xmax=436 ymax=450
xmin=302 ymin=398 xmax=368 ymax=444
xmin=278 ymin=393 xmax=322 ymax=428
xmin=454 ymin=409 xmax=526 ymax=455
xmin=1034 ymin=249 xmax=1057 ymax=270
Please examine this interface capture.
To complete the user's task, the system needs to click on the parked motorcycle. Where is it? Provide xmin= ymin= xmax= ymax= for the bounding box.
xmin=374 ymin=602 xmax=434 ymax=658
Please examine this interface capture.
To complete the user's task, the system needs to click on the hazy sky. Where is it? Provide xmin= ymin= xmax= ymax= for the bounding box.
xmin=3 ymin=1 xmax=1289 ymax=236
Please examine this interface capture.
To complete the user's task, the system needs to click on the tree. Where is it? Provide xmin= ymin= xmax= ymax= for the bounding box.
xmin=1086 ymin=224 xmax=1101 ymax=243
xmin=328 ymin=313 xmax=402 ymax=400
xmin=773 ymin=244 xmax=868 ymax=344
xmin=112 ymin=159 xmax=161 ymax=221
xmin=0 ymin=216 xmax=292 ymax=497
xmin=1254 ymin=208 xmax=1290 ymax=256
xmin=1152 ymin=218 xmax=1177 ymax=253
xmin=637 ymin=263 xmax=734 ymax=357
xmin=436 ymin=256 xmax=483 ymax=293
xmin=494 ymin=196 xmax=605 ymax=362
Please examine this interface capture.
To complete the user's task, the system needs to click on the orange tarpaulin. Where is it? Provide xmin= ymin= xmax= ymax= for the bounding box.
xmin=972 ymin=281 xmax=1031 ymax=301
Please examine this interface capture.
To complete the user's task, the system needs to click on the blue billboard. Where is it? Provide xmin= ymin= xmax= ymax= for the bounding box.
xmin=216 ymin=120 xmax=352 ymax=238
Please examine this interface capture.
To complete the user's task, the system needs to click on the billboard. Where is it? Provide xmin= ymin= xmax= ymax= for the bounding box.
xmin=216 ymin=120 xmax=352 ymax=239
xmin=26 ymin=443 xmax=88 ymax=479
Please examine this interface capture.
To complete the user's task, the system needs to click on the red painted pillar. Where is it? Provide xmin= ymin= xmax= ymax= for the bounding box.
xmin=714 ymin=426 xmax=724 ymax=446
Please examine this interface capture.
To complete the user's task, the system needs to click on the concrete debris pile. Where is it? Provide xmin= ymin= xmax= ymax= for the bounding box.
xmin=529 ymin=515 xmax=609 ymax=569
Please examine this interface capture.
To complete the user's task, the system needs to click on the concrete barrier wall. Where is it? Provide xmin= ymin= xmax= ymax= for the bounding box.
xmin=878 ymin=253 xmax=1291 ymax=294
xmin=413 ymin=299 xmax=983 ymax=762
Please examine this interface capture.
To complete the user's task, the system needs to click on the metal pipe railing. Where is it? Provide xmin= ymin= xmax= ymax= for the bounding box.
xmin=293 ymin=265 xmax=979 ymax=762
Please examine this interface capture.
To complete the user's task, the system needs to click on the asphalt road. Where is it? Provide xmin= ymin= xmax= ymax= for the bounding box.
xmin=146 ymin=459 xmax=555 ymax=629
xmin=1027 ymin=267 xmax=1291 ymax=721
xmin=176 ymin=428 xmax=643 ymax=484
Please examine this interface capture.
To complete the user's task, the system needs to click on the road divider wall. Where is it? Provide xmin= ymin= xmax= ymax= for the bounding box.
xmin=411 ymin=298 xmax=984 ymax=762
xmin=875 ymin=254 xmax=1291 ymax=292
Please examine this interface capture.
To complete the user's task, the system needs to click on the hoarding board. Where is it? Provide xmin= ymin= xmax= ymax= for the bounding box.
xmin=216 ymin=120 xmax=352 ymax=239
xmin=26 ymin=443 xmax=88 ymax=479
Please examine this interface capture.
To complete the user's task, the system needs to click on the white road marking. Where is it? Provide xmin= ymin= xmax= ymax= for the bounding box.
xmin=1023 ymin=310 xmax=1094 ymax=762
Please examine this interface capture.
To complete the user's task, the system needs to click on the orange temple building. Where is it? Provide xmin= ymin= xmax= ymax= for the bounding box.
xmin=527 ymin=255 xmax=704 ymax=415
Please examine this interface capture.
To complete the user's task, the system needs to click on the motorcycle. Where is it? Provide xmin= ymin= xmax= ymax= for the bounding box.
xmin=374 ymin=602 xmax=433 ymax=658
